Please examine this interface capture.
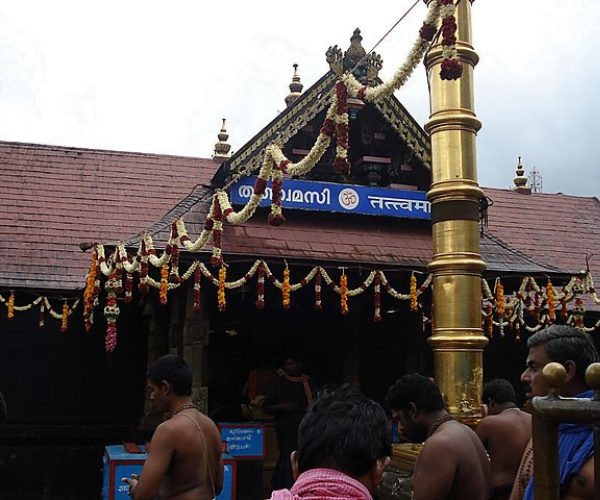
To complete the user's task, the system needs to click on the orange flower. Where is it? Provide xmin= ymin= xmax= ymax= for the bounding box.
xmin=160 ymin=265 xmax=169 ymax=306
xmin=83 ymin=251 xmax=97 ymax=331
xmin=7 ymin=292 xmax=15 ymax=321
xmin=282 ymin=267 xmax=291 ymax=310
xmin=218 ymin=266 xmax=227 ymax=311
xmin=410 ymin=274 xmax=418 ymax=312
xmin=547 ymin=282 xmax=556 ymax=322
xmin=495 ymin=282 xmax=505 ymax=317
xmin=340 ymin=273 xmax=348 ymax=315
xmin=61 ymin=302 xmax=69 ymax=332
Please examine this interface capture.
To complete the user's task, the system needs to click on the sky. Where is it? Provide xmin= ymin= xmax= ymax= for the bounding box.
xmin=1 ymin=0 xmax=599 ymax=197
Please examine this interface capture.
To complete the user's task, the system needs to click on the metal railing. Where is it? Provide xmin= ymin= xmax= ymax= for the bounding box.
xmin=531 ymin=362 xmax=600 ymax=499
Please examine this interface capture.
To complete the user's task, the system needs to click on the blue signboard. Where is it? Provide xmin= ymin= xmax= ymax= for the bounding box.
xmin=216 ymin=456 xmax=236 ymax=500
xmin=219 ymin=423 xmax=265 ymax=458
xmin=230 ymin=176 xmax=430 ymax=220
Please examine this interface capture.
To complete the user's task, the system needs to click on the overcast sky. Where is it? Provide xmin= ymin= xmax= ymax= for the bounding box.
xmin=1 ymin=1 xmax=599 ymax=197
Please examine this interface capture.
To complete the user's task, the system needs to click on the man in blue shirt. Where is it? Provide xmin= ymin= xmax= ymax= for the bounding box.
xmin=511 ymin=325 xmax=599 ymax=500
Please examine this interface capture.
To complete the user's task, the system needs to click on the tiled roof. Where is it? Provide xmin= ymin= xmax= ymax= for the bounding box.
xmin=143 ymin=199 xmax=560 ymax=275
xmin=0 ymin=141 xmax=217 ymax=291
xmin=482 ymin=188 xmax=600 ymax=278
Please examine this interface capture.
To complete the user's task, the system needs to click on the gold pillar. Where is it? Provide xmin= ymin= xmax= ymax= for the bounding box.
xmin=424 ymin=0 xmax=487 ymax=421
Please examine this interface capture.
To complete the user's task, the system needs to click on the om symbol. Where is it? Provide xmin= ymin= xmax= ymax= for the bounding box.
xmin=338 ymin=188 xmax=360 ymax=210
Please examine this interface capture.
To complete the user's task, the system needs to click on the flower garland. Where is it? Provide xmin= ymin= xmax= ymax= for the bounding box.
xmin=159 ymin=265 xmax=169 ymax=306
xmin=7 ymin=292 xmax=14 ymax=321
xmin=256 ymin=262 xmax=265 ymax=309
xmin=547 ymin=281 xmax=555 ymax=322
xmin=193 ymin=265 xmax=202 ymax=312
xmin=104 ymin=272 xmax=121 ymax=352
xmin=314 ymin=268 xmax=323 ymax=310
xmin=282 ymin=267 xmax=291 ymax=310
xmin=333 ymin=81 xmax=350 ymax=175
xmin=218 ymin=266 xmax=227 ymax=312
xmin=83 ymin=252 xmax=98 ymax=331
xmin=39 ymin=301 xmax=45 ymax=331
xmin=340 ymin=272 xmax=349 ymax=315
xmin=374 ymin=271 xmax=382 ymax=322
xmin=439 ymin=0 xmax=463 ymax=80
xmin=410 ymin=274 xmax=418 ymax=312
xmin=495 ymin=280 xmax=505 ymax=317
xmin=61 ymin=302 xmax=69 ymax=333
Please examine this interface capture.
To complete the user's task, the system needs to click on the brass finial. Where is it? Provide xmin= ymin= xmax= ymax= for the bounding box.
xmin=542 ymin=362 xmax=567 ymax=399
xmin=213 ymin=118 xmax=231 ymax=163
xmin=585 ymin=363 xmax=600 ymax=401
xmin=326 ymin=28 xmax=382 ymax=84
xmin=285 ymin=63 xmax=303 ymax=107
xmin=512 ymin=155 xmax=531 ymax=193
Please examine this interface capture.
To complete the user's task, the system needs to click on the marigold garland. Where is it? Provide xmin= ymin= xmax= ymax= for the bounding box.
xmin=159 ymin=265 xmax=169 ymax=306
xmin=495 ymin=281 xmax=505 ymax=317
xmin=547 ymin=282 xmax=556 ymax=322
xmin=282 ymin=267 xmax=291 ymax=310
xmin=340 ymin=273 xmax=349 ymax=315
xmin=60 ymin=302 xmax=69 ymax=333
xmin=218 ymin=266 xmax=227 ymax=312
xmin=7 ymin=292 xmax=14 ymax=321
xmin=83 ymin=251 xmax=97 ymax=331
xmin=410 ymin=274 xmax=418 ymax=312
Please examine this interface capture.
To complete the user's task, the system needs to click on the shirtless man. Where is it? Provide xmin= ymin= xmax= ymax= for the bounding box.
xmin=510 ymin=325 xmax=598 ymax=500
xmin=476 ymin=379 xmax=531 ymax=500
xmin=123 ymin=355 xmax=223 ymax=500
xmin=387 ymin=374 xmax=491 ymax=500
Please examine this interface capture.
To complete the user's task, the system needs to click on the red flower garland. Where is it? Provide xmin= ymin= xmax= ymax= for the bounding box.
xmin=192 ymin=264 xmax=201 ymax=312
xmin=255 ymin=262 xmax=265 ymax=309
xmin=439 ymin=0 xmax=463 ymax=81
xmin=314 ymin=268 xmax=322 ymax=310
xmin=374 ymin=271 xmax=382 ymax=322
xmin=211 ymin=196 xmax=223 ymax=267
xmin=333 ymin=81 xmax=350 ymax=175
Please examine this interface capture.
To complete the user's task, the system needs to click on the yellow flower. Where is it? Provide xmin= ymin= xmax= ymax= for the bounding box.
xmin=7 ymin=292 xmax=15 ymax=321
xmin=218 ymin=266 xmax=227 ymax=311
xmin=61 ymin=302 xmax=69 ymax=332
xmin=340 ymin=274 xmax=348 ymax=315
xmin=282 ymin=267 xmax=291 ymax=309
xmin=410 ymin=274 xmax=418 ymax=312
xmin=160 ymin=265 xmax=169 ymax=306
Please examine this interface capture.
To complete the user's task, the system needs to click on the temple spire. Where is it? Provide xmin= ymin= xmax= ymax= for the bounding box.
xmin=285 ymin=64 xmax=303 ymax=107
xmin=213 ymin=119 xmax=231 ymax=163
xmin=512 ymin=155 xmax=531 ymax=194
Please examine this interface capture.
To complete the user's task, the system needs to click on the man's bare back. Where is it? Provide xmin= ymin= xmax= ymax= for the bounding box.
xmin=413 ymin=420 xmax=491 ymax=500
xmin=128 ymin=409 xmax=223 ymax=500
xmin=476 ymin=408 xmax=531 ymax=492
xmin=157 ymin=410 xmax=223 ymax=499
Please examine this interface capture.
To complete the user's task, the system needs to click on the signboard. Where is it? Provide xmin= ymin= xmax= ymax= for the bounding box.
xmin=102 ymin=445 xmax=147 ymax=500
xmin=216 ymin=456 xmax=236 ymax=500
xmin=230 ymin=176 xmax=430 ymax=220
xmin=389 ymin=420 xmax=401 ymax=444
xmin=219 ymin=423 xmax=266 ymax=459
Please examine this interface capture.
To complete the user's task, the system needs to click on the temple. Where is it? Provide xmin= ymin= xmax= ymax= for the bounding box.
xmin=1 ymin=6 xmax=600 ymax=499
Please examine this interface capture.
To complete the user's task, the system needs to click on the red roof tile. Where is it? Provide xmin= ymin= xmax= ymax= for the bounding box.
xmin=0 ymin=141 xmax=217 ymax=291
xmin=483 ymin=188 xmax=600 ymax=278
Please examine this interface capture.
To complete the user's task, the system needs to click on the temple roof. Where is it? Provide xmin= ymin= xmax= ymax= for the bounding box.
xmin=0 ymin=141 xmax=215 ymax=291
xmin=2 ymin=138 xmax=595 ymax=292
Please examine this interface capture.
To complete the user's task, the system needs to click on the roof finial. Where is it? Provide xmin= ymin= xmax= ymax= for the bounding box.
xmin=512 ymin=155 xmax=531 ymax=194
xmin=285 ymin=63 xmax=304 ymax=107
xmin=213 ymin=118 xmax=231 ymax=163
